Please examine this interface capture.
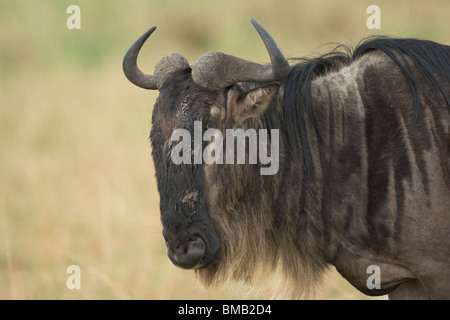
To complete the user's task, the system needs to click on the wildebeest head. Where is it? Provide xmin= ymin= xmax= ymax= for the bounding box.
xmin=123 ymin=20 xmax=289 ymax=272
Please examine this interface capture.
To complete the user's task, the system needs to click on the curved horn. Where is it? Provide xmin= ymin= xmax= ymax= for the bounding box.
xmin=192 ymin=19 xmax=290 ymax=90
xmin=123 ymin=26 xmax=158 ymax=90
xmin=123 ymin=27 xmax=190 ymax=90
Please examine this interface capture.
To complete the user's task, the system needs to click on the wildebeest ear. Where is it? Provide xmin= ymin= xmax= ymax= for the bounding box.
xmin=234 ymin=83 xmax=280 ymax=123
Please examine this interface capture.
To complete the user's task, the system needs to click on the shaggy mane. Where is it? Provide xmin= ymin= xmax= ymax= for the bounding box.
xmin=271 ymin=36 xmax=450 ymax=179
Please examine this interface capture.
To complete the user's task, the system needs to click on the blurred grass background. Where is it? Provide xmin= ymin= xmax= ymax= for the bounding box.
xmin=0 ymin=0 xmax=449 ymax=299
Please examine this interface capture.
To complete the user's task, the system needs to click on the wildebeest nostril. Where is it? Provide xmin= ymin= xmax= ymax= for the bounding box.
xmin=167 ymin=237 xmax=206 ymax=269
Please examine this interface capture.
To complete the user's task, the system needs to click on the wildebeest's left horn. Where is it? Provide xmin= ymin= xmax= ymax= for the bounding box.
xmin=192 ymin=19 xmax=290 ymax=90
xmin=123 ymin=26 xmax=190 ymax=90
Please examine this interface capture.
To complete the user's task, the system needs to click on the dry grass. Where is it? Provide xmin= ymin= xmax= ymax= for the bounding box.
xmin=0 ymin=0 xmax=448 ymax=299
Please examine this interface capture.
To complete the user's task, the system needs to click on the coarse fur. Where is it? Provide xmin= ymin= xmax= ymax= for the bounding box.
xmin=149 ymin=36 xmax=450 ymax=299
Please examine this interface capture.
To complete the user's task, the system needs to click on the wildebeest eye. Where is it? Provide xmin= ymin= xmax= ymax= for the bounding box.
xmin=181 ymin=189 xmax=199 ymax=203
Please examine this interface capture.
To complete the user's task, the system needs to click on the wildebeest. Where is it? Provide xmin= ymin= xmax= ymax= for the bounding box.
xmin=123 ymin=19 xmax=450 ymax=299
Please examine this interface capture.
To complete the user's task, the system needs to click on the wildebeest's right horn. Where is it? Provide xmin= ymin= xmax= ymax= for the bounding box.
xmin=123 ymin=26 xmax=190 ymax=90
xmin=192 ymin=19 xmax=290 ymax=90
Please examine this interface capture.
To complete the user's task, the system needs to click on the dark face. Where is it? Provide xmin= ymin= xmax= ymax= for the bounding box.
xmin=150 ymin=66 xmax=280 ymax=270
xmin=150 ymin=68 xmax=222 ymax=269
xmin=124 ymin=20 xmax=288 ymax=274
